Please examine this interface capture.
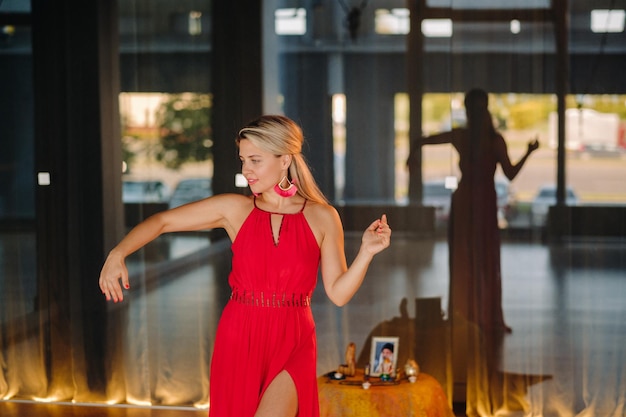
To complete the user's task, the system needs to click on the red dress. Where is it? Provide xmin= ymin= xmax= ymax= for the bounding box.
xmin=208 ymin=198 xmax=321 ymax=417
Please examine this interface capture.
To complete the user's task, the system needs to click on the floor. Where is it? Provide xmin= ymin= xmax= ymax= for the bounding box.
xmin=0 ymin=401 xmax=206 ymax=417
xmin=1 ymin=230 xmax=624 ymax=417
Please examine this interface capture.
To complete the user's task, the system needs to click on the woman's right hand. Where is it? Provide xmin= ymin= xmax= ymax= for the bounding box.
xmin=99 ymin=250 xmax=129 ymax=303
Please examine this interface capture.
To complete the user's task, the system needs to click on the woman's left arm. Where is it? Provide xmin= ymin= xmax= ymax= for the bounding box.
xmin=318 ymin=208 xmax=391 ymax=307
xmin=497 ymin=135 xmax=539 ymax=181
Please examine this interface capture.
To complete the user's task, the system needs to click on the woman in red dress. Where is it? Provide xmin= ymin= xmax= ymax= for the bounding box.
xmin=99 ymin=115 xmax=391 ymax=417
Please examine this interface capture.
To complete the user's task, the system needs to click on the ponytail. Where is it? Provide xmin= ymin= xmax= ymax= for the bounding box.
xmin=290 ymin=153 xmax=328 ymax=205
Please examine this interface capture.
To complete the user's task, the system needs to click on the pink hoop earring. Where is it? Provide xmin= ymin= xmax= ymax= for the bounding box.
xmin=274 ymin=176 xmax=298 ymax=197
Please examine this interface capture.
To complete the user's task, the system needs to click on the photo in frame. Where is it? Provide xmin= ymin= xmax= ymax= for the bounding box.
xmin=369 ymin=336 xmax=399 ymax=377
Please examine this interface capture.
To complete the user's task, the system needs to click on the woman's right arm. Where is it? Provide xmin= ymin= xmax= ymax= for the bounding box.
xmin=407 ymin=129 xmax=459 ymax=170
xmin=421 ymin=128 xmax=464 ymax=145
xmin=99 ymin=193 xmax=248 ymax=302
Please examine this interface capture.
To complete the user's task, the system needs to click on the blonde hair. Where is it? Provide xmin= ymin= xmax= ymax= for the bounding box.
xmin=236 ymin=115 xmax=328 ymax=205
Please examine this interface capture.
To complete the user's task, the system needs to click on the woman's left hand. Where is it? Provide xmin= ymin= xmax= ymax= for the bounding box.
xmin=527 ymin=137 xmax=540 ymax=154
xmin=362 ymin=214 xmax=391 ymax=255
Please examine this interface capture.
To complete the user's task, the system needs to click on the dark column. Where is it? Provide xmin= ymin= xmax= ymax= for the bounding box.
xmin=211 ymin=2 xmax=263 ymax=195
xmin=343 ymin=54 xmax=396 ymax=203
xmin=282 ymin=54 xmax=335 ymax=199
xmin=549 ymin=0 xmax=571 ymax=241
xmin=407 ymin=0 xmax=425 ymax=205
xmin=31 ymin=0 xmax=122 ymax=399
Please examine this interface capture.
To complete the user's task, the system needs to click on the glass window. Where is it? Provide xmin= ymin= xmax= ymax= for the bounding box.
xmin=422 ymin=18 xmax=453 ymax=38
xmin=426 ymin=0 xmax=551 ymax=9
xmin=110 ymin=1 xmax=215 ymax=408
xmin=591 ymin=9 xmax=625 ymax=33
xmin=419 ymin=92 xmax=626 ymax=228
xmin=374 ymin=8 xmax=410 ymax=35
xmin=275 ymin=8 xmax=307 ymax=35
xmin=0 ymin=0 xmax=30 ymax=13
xmin=119 ymin=0 xmax=214 ymax=237
xmin=0 ymin=24 xmax=34 ymax=220
xmin=119 ymin=92 xmax=213 ymax=209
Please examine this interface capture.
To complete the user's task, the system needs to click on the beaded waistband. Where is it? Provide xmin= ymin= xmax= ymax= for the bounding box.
xmin=229 ymin=289 xmax=311 ymax=308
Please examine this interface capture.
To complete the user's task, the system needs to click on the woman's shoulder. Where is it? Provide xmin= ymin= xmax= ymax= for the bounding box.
xmin=302 ymin=201 xmax=341 ymax=245
xmin=194 ymin=193 xmax=254 ymax=218
xmin=304 ymin=200 xmax=339 ymax=218
xmin=201 ymin=193 xmax=255 ymax=239
xmin=492 ymin=132 xmax=507 ymax=146
xmin=303 ymin=200 xmax=340 ymax=226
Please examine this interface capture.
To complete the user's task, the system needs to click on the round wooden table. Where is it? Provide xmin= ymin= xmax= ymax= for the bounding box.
xmin=317 ymin=370 xmax=453 ymax=417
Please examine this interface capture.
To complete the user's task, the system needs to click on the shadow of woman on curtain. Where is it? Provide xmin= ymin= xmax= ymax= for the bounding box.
xmin=407 ymin=87 xmax=549 ymax=416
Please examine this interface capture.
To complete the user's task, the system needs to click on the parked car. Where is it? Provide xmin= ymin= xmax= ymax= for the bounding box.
xmin=122 ymin=179 xmax=170 ymax=204
xmin=531 ymin=184 xmax=579 ymax=227
xmin=495 ymin=177 xmax=516 ymax=228
xmin=168 ymin=177 xmax=213 ymax=209
xmin=422 ymin=178 xmax=516 ymax=228
xmin=422 ymin=179 xmax=454 ymax=223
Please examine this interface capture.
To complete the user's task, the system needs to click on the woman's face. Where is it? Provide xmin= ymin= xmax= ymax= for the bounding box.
xmin=239 ymin=139 xmax=286 ymax=195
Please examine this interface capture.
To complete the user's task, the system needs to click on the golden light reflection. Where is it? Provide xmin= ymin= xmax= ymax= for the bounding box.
xmin=193 ymin=400 xmax=210 ymax=409
xmin=127 ymin=398 xmax=152 ymax=406
xmin=33 ymin=396 xmax=60 ymax=403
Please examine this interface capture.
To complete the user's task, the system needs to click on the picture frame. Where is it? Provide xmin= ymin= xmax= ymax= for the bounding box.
xmin=369 ymin=336 xmax=399 ymax=377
